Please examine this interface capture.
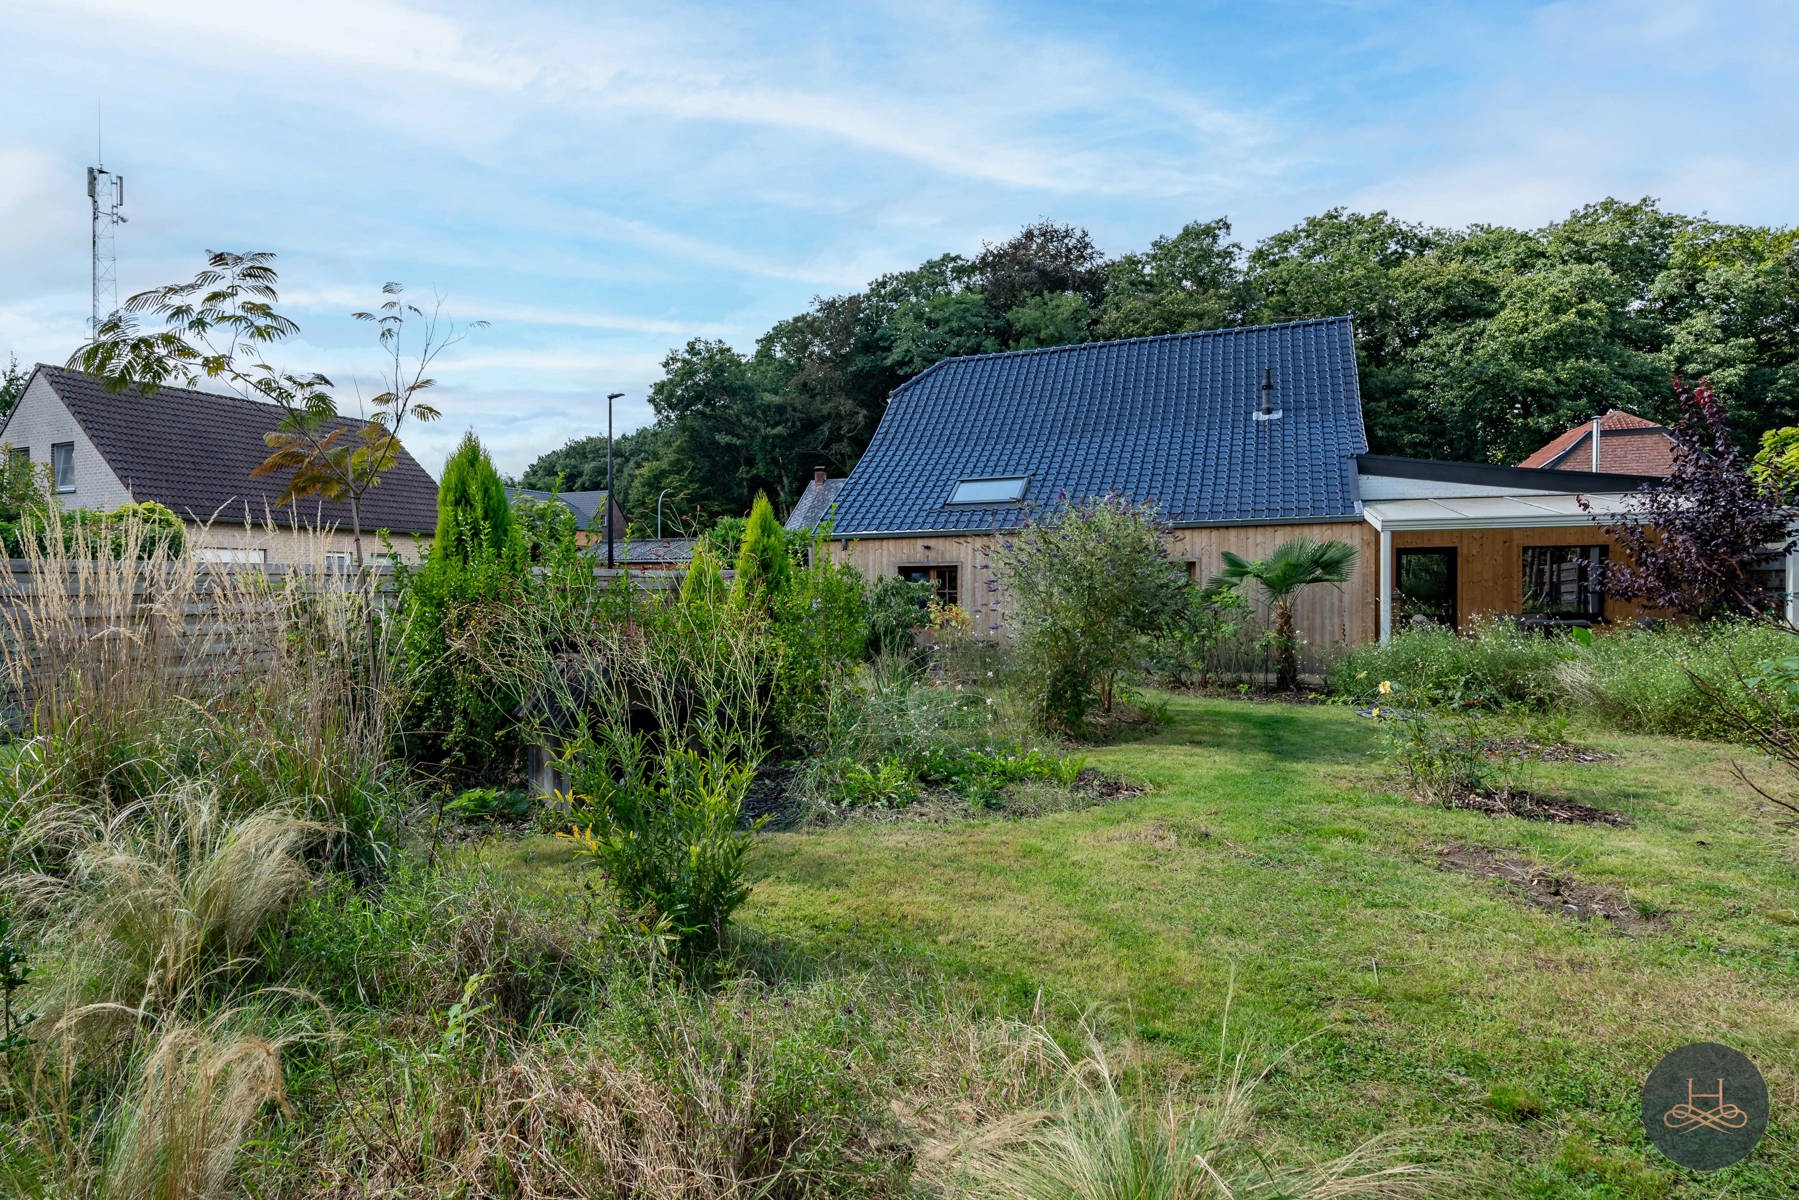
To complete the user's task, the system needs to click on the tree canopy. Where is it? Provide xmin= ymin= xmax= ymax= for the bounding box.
xmin=520 ymin=200 xmax=1799 ymax=526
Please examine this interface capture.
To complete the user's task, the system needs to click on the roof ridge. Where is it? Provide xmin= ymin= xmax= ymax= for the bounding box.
xmin=929 ymin=315 xmax=1351 ymax=368
xmin=888 ymin=315 xmax=1355 ymax=400
xmin=40 ymin=363 xmax=360 ymax=423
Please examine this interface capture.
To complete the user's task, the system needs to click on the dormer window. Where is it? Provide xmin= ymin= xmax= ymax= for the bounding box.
xmin=948 ymin=476 xmax=1029 ymax=505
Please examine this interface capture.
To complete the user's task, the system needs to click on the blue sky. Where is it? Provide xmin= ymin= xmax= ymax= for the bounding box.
xmin=2 ymin=0 xmax=1795 ymax=476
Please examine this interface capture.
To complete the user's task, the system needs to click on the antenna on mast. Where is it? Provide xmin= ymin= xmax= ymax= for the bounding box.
xmin=88 ymin=108 xmax=126 ymax=335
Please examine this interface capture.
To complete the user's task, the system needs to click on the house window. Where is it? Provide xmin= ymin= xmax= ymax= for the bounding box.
xmin=51 ymin=442 xmax=75 ymax=492
xmin=324 ymin=551 xmax=351 ymax=569
xmin=1522 ymin=545 xmax=1608 ymax=618
xmin=6 ymin=445 xmax=26 ymax=464
xmin=1396 ymin=548 xmax=1457 ymax=629
xmin=948 ymin=477 xmax=1028 ymax=505
xmin=193 ymin=547 xmax=268 ymax=565
xmin=899 ymin=564 xmax=960 ymax=608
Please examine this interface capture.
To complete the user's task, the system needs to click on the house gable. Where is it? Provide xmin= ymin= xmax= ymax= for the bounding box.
xmin=0 ymin=367 xmax=133 ymax=509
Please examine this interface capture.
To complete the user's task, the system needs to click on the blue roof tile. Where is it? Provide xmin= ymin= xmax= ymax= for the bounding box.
xmin=827 ymin=317 xmax=1367 ymax=535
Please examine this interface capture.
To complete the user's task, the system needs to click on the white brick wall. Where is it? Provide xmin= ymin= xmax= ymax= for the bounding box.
xmin=0 ymin=370 xmax=134 ymax=509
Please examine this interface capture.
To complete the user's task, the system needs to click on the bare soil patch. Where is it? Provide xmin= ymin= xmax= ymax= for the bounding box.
xmin=1442 ymin=788 xmax=1628 ymax=825
xmin=1438 ymin=844 xmax=1665 ymax=934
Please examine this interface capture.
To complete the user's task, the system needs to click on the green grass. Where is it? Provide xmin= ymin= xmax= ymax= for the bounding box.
xmin=492 ymin=695 xmax=1799 ymax=1197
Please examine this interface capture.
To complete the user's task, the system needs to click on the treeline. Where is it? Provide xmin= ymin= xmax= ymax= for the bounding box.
xmin=521 ymin=199 xmax=1799 ymax=525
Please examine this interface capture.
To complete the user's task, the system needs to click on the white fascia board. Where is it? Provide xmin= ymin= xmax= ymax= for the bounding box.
xmin=1362 ymin=496 xmax=1645 ymax=532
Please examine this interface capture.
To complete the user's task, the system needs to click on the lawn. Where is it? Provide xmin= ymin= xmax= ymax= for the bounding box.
xmin=491 ymin=693 xmax=1798 ymax=1197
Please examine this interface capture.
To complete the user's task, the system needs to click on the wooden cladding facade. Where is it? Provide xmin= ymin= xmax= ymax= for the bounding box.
xmin=830 ymin=520 xmax=1379 ymax=665
xmin=833 ymin=517 xmax=1646 ymax=663
xmin=1389 ymin=525 xmax=1647 ymax=628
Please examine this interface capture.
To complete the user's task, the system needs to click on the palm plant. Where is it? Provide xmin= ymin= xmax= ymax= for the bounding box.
xmin=1210 ymin=537 xmax=1359 ymax=691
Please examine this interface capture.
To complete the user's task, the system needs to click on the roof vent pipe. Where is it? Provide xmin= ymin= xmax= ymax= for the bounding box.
xmin=1253 ymin=367 xmax=1282 ymax=421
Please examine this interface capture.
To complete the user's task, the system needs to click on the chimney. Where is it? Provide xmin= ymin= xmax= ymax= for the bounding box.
xmin=1253 ymin=367 xmax=1282 ymax=421
xmin=1591 ymin=416 xmax=1602 ymax=473
xmin=813 ymin=466 xmax=828 ymax=486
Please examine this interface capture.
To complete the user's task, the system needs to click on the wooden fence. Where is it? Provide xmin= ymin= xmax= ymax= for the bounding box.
xmin=0 ymin=559 xmax=693 ymax=730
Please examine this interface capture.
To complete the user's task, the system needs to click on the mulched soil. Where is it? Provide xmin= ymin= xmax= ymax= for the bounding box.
xmin=743 ymin=764 xmax=1148 ymax=829
xmin=1069 ymin=767 xmax=1149 ymax=802
xmin=742 ymin=763 xmax=803 ymax=829
xmin=1487 ymin=737 xmax=1618 ymax=764
xmin=1437 ymin=844 xmax=1665 ymax=934
xmin=1441 ymin=788 xmax=1628 ymax=826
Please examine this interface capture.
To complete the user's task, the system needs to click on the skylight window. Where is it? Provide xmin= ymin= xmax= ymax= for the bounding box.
xmin=949 ymin=477 xmax=1029 ymax=505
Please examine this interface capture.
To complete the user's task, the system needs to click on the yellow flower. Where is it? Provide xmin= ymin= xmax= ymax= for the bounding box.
xmin=1370 ymin=706 xmax=1382 ymax=718
xmin=1378 ymin=680 xmax=1394 ymax=695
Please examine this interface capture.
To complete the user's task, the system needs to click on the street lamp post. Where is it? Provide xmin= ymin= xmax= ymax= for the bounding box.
xmin=605 ymin=391 xmax=624 ymax=569
xmin=657 ymin=488 xmax=672 ymax=539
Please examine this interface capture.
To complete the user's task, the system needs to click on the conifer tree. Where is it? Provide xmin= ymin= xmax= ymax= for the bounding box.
xmin=434 ymin=431 xmax=516 ymax=565
xmin=732 ymin=493 xmax=791 ymax=607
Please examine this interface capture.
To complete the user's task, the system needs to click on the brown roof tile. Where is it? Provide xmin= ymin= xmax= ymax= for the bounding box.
xmin=1519 ymin=409 xmax=1676 ymax=475
xmin=36 ymin=365 xmax=439 ymax=533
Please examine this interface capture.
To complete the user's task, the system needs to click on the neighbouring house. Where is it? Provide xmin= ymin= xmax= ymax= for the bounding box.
xmin=811 ymin=318 xmax=1696 ymax=663
xmin=1520 ymin=409 xmax=1677 ymax=476
xmin=505 ymin=486 xmax=625 ymax=544
xmin=614 ymin=537 xmax=697 ymax=569
xmin=784 ymin=466 xmax=847 ymax=535
xmin=0 ymin=365 xmax=437 ymax=562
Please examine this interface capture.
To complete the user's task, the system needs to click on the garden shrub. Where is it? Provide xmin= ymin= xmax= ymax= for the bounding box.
xmin=696 ymin=513 xmax=748 ymax=563
xmin=1331 ymin=619 xmax=1572 ymax=709
xmin=433 ymin=431 xmax=517 ymax=564
xmin=58 ymin=501 xmax=187 ymax=558
xmin=444 ymin=786 xmax=532 ymax=822
xmin=992 ymin=494 xmax=1188 ymax=734
xmin=1555 ymin=622 xmax=1799 ymax=740
xmin=865 ymin=574 xmax=933 ymax=659
xmin=1380 ymin=704 xmax=1524 ymax=806
xmin=769 ymin=536 xmax=869 ymax=746
xmin=0 ymin=451 xmax=51 ymax=556
xmin=1154 ymin=582 xmax=1251 ymax=688
xmin=395 ymin=434 xmax=531 ymax=779
xmin=395 ymin=547 xmax=528 ymax=777
xmin=559 ymin=740 xmax=759 ymax=957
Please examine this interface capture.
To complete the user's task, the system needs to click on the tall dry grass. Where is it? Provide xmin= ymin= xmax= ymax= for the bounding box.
xmin=926 ymin=1022 xmax=1439 ymax=1200
xmin=100 ymin=1013 xmax=296 ymax=1200
xmin=1 ymin=507 xmax=408 ymax=869
xmin=30 ymin=789 xmax=315 ymax=1018
xmin=5 ymin=1007 xmax=299 ymax=1200
xmin=4 ymin=787 xmax=315 ymax=1200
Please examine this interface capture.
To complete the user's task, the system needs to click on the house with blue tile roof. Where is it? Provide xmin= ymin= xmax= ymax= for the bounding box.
xmin=793 ymin=317 xmax=1689 ymax=662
